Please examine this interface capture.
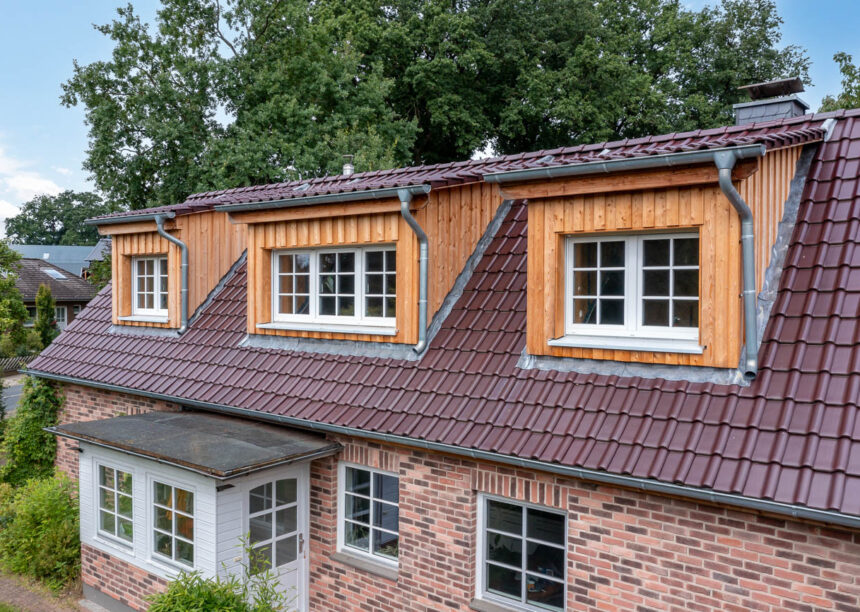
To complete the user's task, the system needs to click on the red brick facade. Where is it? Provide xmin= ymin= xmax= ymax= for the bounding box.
xmin=82 ymin=543 xmax=168 ymax=610
xmin=60 ymin=384 xmax=860 ymax=612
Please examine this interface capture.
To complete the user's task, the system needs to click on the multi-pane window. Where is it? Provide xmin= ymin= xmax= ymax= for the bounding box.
xmin=132 ymin=256 xmax=168 ymax=316
xmin=98 ymin=465 xmax=133 ymax=543
xmin=341 ymin=466 xmax=399 ymax=561
xmin=273 ymin=247 xmax=396 ymax=326
xmin=55 ymin=306 xmax=68 ymax=330
xmin=152 ymin=481 xmax=194 ymax=567
xmin=566 ymin=233 xmax=699 ymax=338
xmin=248 ymin=478 xmax=299 ymax=575
xmin=481 ymin=498 xmax=566 ymax=611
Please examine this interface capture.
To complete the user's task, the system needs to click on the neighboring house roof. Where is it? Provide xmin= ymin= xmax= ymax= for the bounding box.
xmin=91 ymin=114 xmax=828 ymax=222
xmin=84 ymin=239 xmax=111 ymax=264
xmin=10 ymin=245 xmax=93 ymax=277
xmin=28 ymin=109 xmax=860 ymax=517
xmin=14 ymin=258 xmax=98 ymax=302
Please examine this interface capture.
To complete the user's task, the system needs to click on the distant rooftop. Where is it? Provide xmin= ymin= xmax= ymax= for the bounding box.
xmin=10 ymin=245 xmax=94 ymax=277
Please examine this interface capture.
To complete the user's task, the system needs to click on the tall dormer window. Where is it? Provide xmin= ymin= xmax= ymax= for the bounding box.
xmin=271 ymin=246 xmax=396 ymax=332
xmin=551 ymin=233 xmax=701 ymax=353
xmin=132 ymin=256 xmax=168 ymax=317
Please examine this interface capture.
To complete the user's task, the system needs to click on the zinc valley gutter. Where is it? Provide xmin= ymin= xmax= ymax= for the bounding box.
xmin=484 ymin=143 xmax=766 ymax=378
xmin=27 ymin=369 xmax=860 ymax=530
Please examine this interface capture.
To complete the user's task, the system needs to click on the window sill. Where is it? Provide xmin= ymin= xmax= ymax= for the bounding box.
xmin=257 ymin=322 xmax=397 ymax=336
xmin=470 ymin=598 xmax=522 ymax=612
xmin=548 ymin=334 xmax=703 ymax=354
xmin=118 ymin=315 xmax=169 ymax=324
xmin=330 ymin=550 xmax=398 ymax=581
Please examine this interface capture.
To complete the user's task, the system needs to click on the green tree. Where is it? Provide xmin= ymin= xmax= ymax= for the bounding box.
xmin=0 ymin=241 xmax=28 ymax=358
xmin=3 ymin=191 xmax=114 ymax=246
xmin=87 ymin=252 xmax=113 ymax=291
xmin=820 ymin=52 xmax=860 ymax=112
xmin=34 ymin=285 xmax=59 ymax=350
xmin=0 ymin=377 xmax=64 ymax=487
xmin=63 ymin=0 xmax=809 ymax=207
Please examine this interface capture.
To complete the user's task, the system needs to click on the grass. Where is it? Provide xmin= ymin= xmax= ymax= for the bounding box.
xmin=0 ymin=603 xmax=21 ymax=612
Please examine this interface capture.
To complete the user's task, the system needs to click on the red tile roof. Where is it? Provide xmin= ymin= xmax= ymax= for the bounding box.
xmin=33 ymin=109 xmax=860 ymax=517
xmin=92 ymin=114 xmax=828 ymax=221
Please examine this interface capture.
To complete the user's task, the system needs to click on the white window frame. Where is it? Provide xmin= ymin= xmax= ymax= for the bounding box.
xmin=94 ymin=461 xmax=135 ymax=548
xmin=149 ymin=476 xmax=196 ymax=570
xmin=476 ymin=494 xmax=568 ymax=612
xmin=54 ymin=305 xmax=67 ymax=329
xmin=131 ymin=255 xmax=168 ymax=318
xmin=268 ymin=246 xmax=396 ymax=333
xmin=551 ymin=232 xmax=702 ymax=353
xmin=336 ymin=462 xmax=399 ymax=567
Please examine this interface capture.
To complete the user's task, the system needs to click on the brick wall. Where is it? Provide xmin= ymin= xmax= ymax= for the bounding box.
xmin=56 ymin=383 xmax=179 ymax=477
xmin=60 ymin=384 xmax=860 ymax=612
xmin=82 ymin=543 xmax=167 ymax=611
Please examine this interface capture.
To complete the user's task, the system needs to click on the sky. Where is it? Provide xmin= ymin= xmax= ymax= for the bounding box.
xmin=0 ymin=0 xmax=859 ymax=237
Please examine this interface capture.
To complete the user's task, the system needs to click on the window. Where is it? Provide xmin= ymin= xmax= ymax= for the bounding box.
xmin=480 ymin=497 xmax=566 ymax=611
xmin=132 ymin=256 xmax=168 ymax=317
xmin=98 ymin=465 xmax=133 ymax=543
xmin=73 ymin=305 xmax=81 ymax=316
xmin=55 ymin=306 xmax=67 ymax=330
xmin=563 ymin=233 xmax=699 ymax=346
xmin=24 ymin=306 xmax=36 ymax=328
xmin=272 ymin=247 xmax=396 ymax=327
xmin=248 ymin=478 xmax=299 ymax=575
xmin=152 ymin=481 xmax=194 ymax=567
xmin=340 ymin=465 xmax=399 ymax=562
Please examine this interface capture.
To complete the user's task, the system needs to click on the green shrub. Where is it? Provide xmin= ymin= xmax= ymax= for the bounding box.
xmin=148 ymin=536 xmax=291 ymax=611
xmin=0 ymin=473 xmax=79 ymax=591
xmin=34 ymin=285 xmax=58 ymax=350
xmin=0 ymin=377 xmax=63 ymax=486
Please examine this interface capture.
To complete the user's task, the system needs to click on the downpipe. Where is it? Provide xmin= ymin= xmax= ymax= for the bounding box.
xmin=154 ymin=214 xmax=189 ymax=333
xmin=714 ymin=150 xmax=759 ymax=379
xmin=398 ymin=188 xmax=430 ymax=354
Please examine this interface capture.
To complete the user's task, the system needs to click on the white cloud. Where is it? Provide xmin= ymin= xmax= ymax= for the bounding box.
xmin=53 ymin=166 xmax=73 ymax=176
xmin=0 ymin=199 xmax=21 ymax=239
xmin=0 ymin=145 xmax=62 ymax=203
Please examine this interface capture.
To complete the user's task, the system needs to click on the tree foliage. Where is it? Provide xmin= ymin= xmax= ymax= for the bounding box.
xmin=63 ymin=0 xmax=809 ymax=210
xmin=0 ymin=377 xmax=64 ymax=488
xmin=0 ymin=241 xmax=28 ymax=358
xmin=34 ymin=285 xmax=58 ymax=350
xmin=87 ymin=252 xmax=113 ymax=291
xmin=820 ymin=52 xmax=860 ymax=112
xmin=3 ymin=191 xmax=114 ymax=246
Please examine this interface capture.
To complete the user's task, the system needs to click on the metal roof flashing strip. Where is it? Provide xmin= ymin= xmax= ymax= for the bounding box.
xmin=214 ymin=184 xmax=432 ymax=214
xmin=84 ymin=211 xmax=177 ymax=226
xmin=28 ymin=369 xmax=860 ymax=530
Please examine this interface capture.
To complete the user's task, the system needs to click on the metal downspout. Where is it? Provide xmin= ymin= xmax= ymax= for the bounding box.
xmin=714 ymin=151 xmax=758 ymax=378
xmin=398 ymin=188 xmax=430 ymax=354
xmin=154 ymin=214 xmax=189 ymax=333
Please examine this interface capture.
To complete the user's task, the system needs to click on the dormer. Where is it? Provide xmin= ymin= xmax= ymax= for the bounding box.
xmin=88 ymin=207 xmax=246 ymax=330
xmin=485 ymin=140 xmax=818 ymax=374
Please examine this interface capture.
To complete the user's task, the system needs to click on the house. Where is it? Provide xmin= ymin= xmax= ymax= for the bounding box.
xmin=28 ymin=90 xmax=860 ymax=612
xmin=14 ymin=258 xmax=97 ymax=330
xmin=10 ymin=244 xmax=94 ymax=277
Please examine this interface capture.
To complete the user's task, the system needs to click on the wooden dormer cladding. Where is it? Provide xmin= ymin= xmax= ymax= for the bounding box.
xmin=102 ymin=210 xmax=246 ymax=328
xmin=238 ymin=181 xmax=503 ymax=343
xmin=522 ymin=145 xmax=804 ymax=368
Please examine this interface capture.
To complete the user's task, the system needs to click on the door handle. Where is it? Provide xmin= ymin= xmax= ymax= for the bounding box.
xmin=298 ymin=532 xmax=304 ymax=555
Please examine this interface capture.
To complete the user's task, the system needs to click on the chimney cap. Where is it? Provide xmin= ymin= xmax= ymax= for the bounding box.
xmin=739 ymin=77 xmax=804 ymax=100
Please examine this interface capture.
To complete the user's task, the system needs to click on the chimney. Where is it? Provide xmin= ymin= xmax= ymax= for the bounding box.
xmin=342 ymin=154 xmax=355 ymax=177
xmin=734 ymin=77 xmax=810 ymax=125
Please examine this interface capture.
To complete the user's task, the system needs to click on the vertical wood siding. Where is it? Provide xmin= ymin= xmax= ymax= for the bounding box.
xmin=526 ymin=146 xmax=802 ymax=367
xmin=112 ymin=232 xmax=180 ymax=328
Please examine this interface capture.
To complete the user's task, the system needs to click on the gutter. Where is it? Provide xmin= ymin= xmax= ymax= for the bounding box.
xmin=484 ymin=144 xmax=766 ymax=378
xmin=154 ymin=214 xmax=189 ymax=333
xmin=213 ymin=184 xmax=432 ymax=214
xmin=84 ymin=212 xmax=179 ymax=226
xmin=26 ymin=369 xmax=860 ymax=530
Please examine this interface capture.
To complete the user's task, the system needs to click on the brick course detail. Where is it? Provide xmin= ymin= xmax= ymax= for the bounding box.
xmin=82 ymin=543 xmax=167 ymax=611
xmin=60 ymin=385 xmax=860 ymax=612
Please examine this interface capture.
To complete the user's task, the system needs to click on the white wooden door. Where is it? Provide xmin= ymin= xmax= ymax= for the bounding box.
xmin=245 ymin=465 xmax=308 ymax=611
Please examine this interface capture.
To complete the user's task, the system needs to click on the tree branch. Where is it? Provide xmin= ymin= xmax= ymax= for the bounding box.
xmin=214 ymin=0 xmax=239 ymax=57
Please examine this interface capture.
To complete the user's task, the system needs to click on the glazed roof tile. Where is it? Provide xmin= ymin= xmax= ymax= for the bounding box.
xmin=30 ymin=110 xmax=860 ymax=517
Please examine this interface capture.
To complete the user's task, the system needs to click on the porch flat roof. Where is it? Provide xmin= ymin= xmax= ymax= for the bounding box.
xmin=49 ymin=411 xmax=341 ymax=480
